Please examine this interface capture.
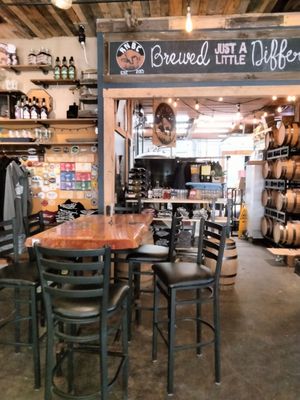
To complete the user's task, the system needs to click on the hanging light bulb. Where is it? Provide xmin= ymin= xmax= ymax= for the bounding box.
xmin=173 ymin=99 xmax=178 ymax=107
xmin=51 ymin=0 xmax=72 ymax=10
xmin=168 ymin=98 xmax=172 ymax=104
xmin=253 ymin=117 xmax=258 ymax=125
xmin=263 ymin=111 xmax=268 ymax=118
xmin=239 ymin=122 xmax=243 ymax=131
xmin=277 ymin=106 xmax=282 ymax=113
xmin=218 ymin=97 xmax=223 ymax=102
xmin=272 ymin=95 xmax=277 ymax=101
xmin=195 ymin=100 xmax=199 ymax=111
xmin=185 ymin=3 xmax=193 ymax=33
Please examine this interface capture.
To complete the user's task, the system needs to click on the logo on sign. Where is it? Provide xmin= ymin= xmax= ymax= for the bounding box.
xmin=116 ymin=41 xmax=145 ymax=73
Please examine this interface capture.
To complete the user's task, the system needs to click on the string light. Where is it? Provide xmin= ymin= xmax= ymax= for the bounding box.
xmin=263 ymin=112 xmax=268 ymax=118
xmin=173 ymin=99 xmax=178 ymax=107
xmin=195 ymin=100 xmax=199 ymax=111
xmin=185 ymin=2 xmax=193 ymax=33
xmin=272 ymin=95 xmax=277 ymax=101
xmin=218 ymin=97 xmax=223 ymax=102
xmin=235 ymin=104 xmax=241 ymax=120
xmin=168 ymin=98 xmax=172 ymax=104
xmin=277 ymin=106 xmax=282 ymax=113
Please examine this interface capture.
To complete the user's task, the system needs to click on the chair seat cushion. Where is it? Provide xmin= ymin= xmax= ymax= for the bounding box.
xmin=0 ymin=261 xmax=40 ymax=286
xmin=152 ymin=262 xmax=214 ymax=288
xmin=127 ymin=244 xmax=169 ymax=262
xmin=53 ymin=282 xmax=129 ymax=318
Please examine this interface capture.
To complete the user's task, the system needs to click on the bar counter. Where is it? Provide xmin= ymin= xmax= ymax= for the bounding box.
xmin=25 ymin=214 xmax=153 ymax=250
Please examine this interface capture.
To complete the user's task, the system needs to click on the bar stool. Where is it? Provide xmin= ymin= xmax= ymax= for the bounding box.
xmin=152 ymin=218 xmax=226 ymax=395
xmin=0 ymin=218 xmax=41 ymax=389
xmin=126 ymin=212 xmax=182 ymax=338
xmin=34 ymin=245 xmax=129 ymax=400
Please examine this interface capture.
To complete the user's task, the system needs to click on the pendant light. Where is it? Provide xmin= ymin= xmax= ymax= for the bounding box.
xmin=185 ymin=1 xmax=193 ymax=33
xmin=51 ymin=0 xmax=72 ymax=10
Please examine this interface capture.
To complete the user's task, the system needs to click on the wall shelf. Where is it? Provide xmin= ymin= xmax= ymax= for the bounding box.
xmin=1 ymin=64 xmax=53 ymax=75
xmin=0 ymin=118 xmax=97 ymax=128
xmin=31 ymin=79 xmax=79 ymax=88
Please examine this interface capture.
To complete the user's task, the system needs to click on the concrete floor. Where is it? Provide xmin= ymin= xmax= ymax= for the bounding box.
xmin=0 ymin=238 xmax=299 ymax=400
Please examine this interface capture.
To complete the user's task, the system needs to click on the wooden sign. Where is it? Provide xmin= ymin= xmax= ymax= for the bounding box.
xmin=109 ymin=38 xmax=300 ymax=76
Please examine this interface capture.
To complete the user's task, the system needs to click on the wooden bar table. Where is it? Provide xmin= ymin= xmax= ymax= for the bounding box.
xmin=25 ymin=214 xmax=153 ymax=250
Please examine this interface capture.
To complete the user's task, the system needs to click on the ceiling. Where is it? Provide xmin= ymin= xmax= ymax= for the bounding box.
xmin=0 ymin=0 xmax=299 ymax=141
xmin=135 ymin=96 xmax=295 ymax=140
xmin=0 ymin=0 xmax=300 ymax=39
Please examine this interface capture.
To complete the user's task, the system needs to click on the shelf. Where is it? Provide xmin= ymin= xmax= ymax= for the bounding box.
xmin=79 ymin=79 xmax=97 ymax=87
xmin=265 ymin=207 xmax=286 ymax=223
xmin=31 ymin=79 xmax=79 ymax=88
xmin=265 ymin=179 xmax=286 ymax=190
xmin=1 ymin=64 xmax=53 ymax=75
xmin=0 ymin=118 xmax=97 ymax=127
xmin=79 ymin=96 xmax=97 ymax=103
xmin=126 ymin=198 xmax=227 ymax=205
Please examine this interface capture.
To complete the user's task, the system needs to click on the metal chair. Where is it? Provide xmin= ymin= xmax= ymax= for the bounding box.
xmin=0 ymin=218 xmax=41 ymax=389
xmin=152 ymin=218 xmax=226 ymax=395
xmin=126 ymin=212 xmax=182 ymax=338
xmin=34 ymin=245 xmax=129 ymax=400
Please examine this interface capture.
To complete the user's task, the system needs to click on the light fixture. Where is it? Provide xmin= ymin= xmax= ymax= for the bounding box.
xmin=51 ymin=0 xmax=72 ymax=10
xmin=173 ymin=99 xmax=178 ymax=107
xmin=272 ymin=95 xmax=277 ymax=101
xmin=168 ymin=98 xmax=172 ymax=104
xmin=218 ymin=97 xmax=223 ymax=102
xmin=263 ymin=111 xmax=268 ymax=118
xmin=277 ymin=106 xmax=283 ymax=113
xmin=185 ymin=2 xmax=193 ymax=33
xmin=195 ymin=100 xmax=199 ymax=111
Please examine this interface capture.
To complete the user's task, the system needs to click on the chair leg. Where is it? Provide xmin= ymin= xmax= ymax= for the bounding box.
xmin=213 ymin=286 xmax=221 ymax=384
xmin=45 ymin=315 xmax=55 ymax=400
xmin=67 ymin=325 xmax=76 ymax=394
xmin=196 ymin=288 xmax=202 ymax=357
xmin=14 ymin=287 xmax=21 ymax=353
xmin=30 ymin=287 xmax=41 ymax=390
xmin=133 ymin=264 xmax=142 ymax=325
xmin=100 ymin=323 xmax=109 ymax=400
xmin=128 ymin=261 xmax=134 ymax=341
xmin=121 ymin=297 xmax=129 ymax=400
xmin=167 ymin=288 xmax=176 ymax=396
xmin=152 ymin=275 xmax=159 ymax=362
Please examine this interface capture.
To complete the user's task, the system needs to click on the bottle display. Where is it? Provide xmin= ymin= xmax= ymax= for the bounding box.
xmin=68 ymin=56 xmax=76 ymax=79
xmin=40 ymin=98 xmax=48 ymax=120
xmin=30 ymin=97 xmax=40 ymax=119
xmin=61 ymin=56 xmax=68 ymax=80
xmin=14 ymin=100 xmax=21 ymax=119
xmin=23 ymin=97 xmax=31 ymax=119
xmin=54 ymin=57 xmax=61 ymax=79
xmin=28 ymin=49 xmax=37 ymax=65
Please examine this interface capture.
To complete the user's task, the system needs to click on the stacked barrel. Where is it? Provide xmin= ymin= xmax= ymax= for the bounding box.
xmin=261 ymin=122 xmax=300 ymax=246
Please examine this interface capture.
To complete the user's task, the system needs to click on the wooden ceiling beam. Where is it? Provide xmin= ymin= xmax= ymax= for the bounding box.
xmin=44 ymin=5 xmax=75 ymax=36
xmin=169 ymin=0 xmax=183 ymax=16
xmin=235 ymin=0 xmax=251 ymax=13
xmin=149 ymin=0 xmax=161 ymax=17
xmin=0 ymin=0 xmax=40 ymax=38
xmin=72 ymin=4 xmax=96 ymax=36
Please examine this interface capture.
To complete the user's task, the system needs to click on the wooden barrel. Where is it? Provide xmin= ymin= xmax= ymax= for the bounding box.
xmin=275 ymin=189 xmax=300 ymax=213
xmin=273 ymin=122 xmax=300 ymax=148
xmin=265 ymin=129 xmax=275 ymax=150
xmin=262 ymin=160 xmax=275 ymax=179
xmin=261 ymin=189 xmax=276 ymax=208
xmin=261 ymin=216 xmax=273 ymax=237
xmin=274 ymin=159 xmax=300 ymax=180
xmin=273 ymin=221 xmax=300 ymax=246
xmin=204 ymin=238 xmax=238 ymax=290
xmin=273 ymin=123 xmax=286 ymax=147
